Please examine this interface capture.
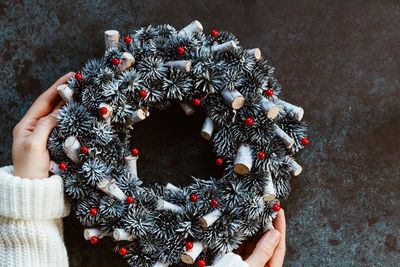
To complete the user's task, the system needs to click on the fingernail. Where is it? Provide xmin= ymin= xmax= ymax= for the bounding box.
xmin=267 ymin=230 xmax=281 ymax=244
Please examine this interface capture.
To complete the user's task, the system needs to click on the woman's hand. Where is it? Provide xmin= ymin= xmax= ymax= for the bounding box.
xmin=12 ymin=72 xmax=74 ymax=179
xmin=234 ymin=209 xmax=286 ymax=267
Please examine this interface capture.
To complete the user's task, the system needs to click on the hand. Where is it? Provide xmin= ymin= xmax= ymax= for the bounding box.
xmin=234 ymin=209 xmax=286 ymax=267
xmin=12 ymin=72 xmax=74 ymax=179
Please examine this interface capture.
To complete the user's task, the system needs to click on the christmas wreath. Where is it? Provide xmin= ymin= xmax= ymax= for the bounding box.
xmin=47 ymin=20 xmax=308 ymax=267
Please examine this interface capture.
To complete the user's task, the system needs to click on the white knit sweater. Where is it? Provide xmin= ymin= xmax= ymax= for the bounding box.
xmin=0 ymin=165 xmax=248 ymax=267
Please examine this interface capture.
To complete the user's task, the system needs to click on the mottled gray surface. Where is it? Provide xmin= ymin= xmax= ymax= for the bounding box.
xmin=0 ymin=0 xmax=399 ymax=266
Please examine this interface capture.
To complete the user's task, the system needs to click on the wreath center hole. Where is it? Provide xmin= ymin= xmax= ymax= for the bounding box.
xmin=132 ymin=104 xmax=223 ymax=187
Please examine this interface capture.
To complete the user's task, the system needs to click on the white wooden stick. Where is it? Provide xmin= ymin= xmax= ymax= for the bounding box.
xmin=179 ymin=102 xmax=195 ymax=115
xmin=104 ymin=30 xmax=120 ymax=50
xmin=246 ymin=48 xmax=261 ymax=61
xmin=63 ymin=136 xmax=81 ymax=163
xmin=117 ymin=52 xmax=135 ymax=72
xmin=126 ymin=109 xmax=146 ymax=126
xmin=234 ymin=144 xmax=253 ymax=175
xmin=288 ymin=158 xmax=302 ymax=176
xmin=274 ymin=125 xmax=294 ymax=149
xmin=274 ymin=98 xmax=304 ymax=121
xmin=56 ymin=84 xmax=74 ymax=102
xmin=263 ymin=172 xmax=276 ymax=201
xmin=96 ymin=178 xmax=126 ymax=201
xmin=157 ymin=199 xmax=183 ymax=212
xmin=152 ymin=262 xmax=169 ymax=267
xmin=260 ymin=96 xmax=281 ymax=119
xmin=181 ymin=241 xmax=203 ymax=264
xmin=125 ymin=155 xmax=138 ymax=177
xmin=179 ymin=20 xmax=203 ymax=35
xmin=49 ymin=160 xmax=61 ymax=175
xmin=200 ymin=117 xmax=214 ymax=140
xmin=164 ymin=60 xmax=192 ymax=73
xmin=84 ymin=228 xmax=104 ymax=240
xmin=221 ymin=89 xmax=245 ymax=110
xmin=113 ymin=228 xmax=135 ymax=241
xmin=211 ymin=40 xmax=237 ymax=52
xmin=200 ymin=209 xmax=222 ymax=228
xmin=165 ymin=183 xmax=181 ymax=192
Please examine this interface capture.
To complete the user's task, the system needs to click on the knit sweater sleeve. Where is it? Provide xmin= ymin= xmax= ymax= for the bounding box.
xmin=210 ymin=252 xmax=249 ymax=267
xmin=0 ymin=165 xmax=71 ymax=267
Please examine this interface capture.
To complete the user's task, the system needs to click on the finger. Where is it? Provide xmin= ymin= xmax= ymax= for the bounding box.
xmin=245 ymin=229 xmax=281 ymax=267
xmin=268 ymin=209 xmax=286 ymax=267
xmin=22 ymin=72 xmax=74 ymax=121
xmin=31 ymin=100 xmax=65 ymax=148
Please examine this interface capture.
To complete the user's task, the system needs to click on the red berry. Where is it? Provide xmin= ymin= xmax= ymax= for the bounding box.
xmin=99 ymin=107 xmax=108 ymax=115
xmin=75 ymin=73 xmax=82 ymax=80
xmin=186 ymin=242 xmax=193 ymax=250
xmin=257 ymin=152 xmax=266 ymax=160
xmin=266 ymin=89 xmax=274 ymax=97
xmin=177 ymin=46 xmax=185 ymax=55
xmin=126 ymin=196 xmax=134 ymax=204
xmin=124 ymin=36 xmax=131 ymax=43
xmin=193 ymin=98 xmax=201 ymax=106
xmin=272 ymin=203 xmax=280 ymax=212
xmin=245 ymin=117 xmax=253 ymax=125
xmin=112 ymin=58 xmax=120 ymax=66
xmin=189 ymin=194 xmax=198 ymax=202
xmin=131 ymin=148 xmax=139 ymax=156
xmin=59 ymin=163 xmax=67 ymax=170
xmin=119 ymin=247 xmax=127 ymax=256
xmin=211 ymin=199 xmax=218 ymax=207
xmin=139 ymin=90 xmax=148 ymax=98
xmin=210 ymin=29 xmax=218 ymax=37
xmin=301 ymin=138 xmax=309 ymax=146
xmin=198 ymin=260 xmax=206 ymax=267
xmin=90 ymin=236 xmax=98 ymax=244
xmin=89 ymin=208 xmax=97 ymax=216
xmin=80 ymin=146 xmax=88 ymax=154
xmin=216 ymin=158 xmax=223 ymax=166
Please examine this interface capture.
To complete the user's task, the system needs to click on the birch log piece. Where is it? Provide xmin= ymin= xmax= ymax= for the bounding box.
xmin=288 ymin=158 xmax=302 ymax=176
xmin=200 ymin=209 xmax=222 ymax=228
xmin=152 ymin=262 xmax=169 ymax=267
xmin=260 ymin=96 xmax=281 ymax=119
xmin=164 ymin=60 xmax=191 ymax=73
xmin=274 ymin=98 xmax=304 ymax=121
xmin=233 ymin=144 xmax=253 ymax=175
xmin=221 ymin=89 xmax=245 ymax=110
xmin=113 ymin=229 xmax=135 ymax=241
xmin=104 ymin=30 xmax=120 ymax=50
xmin=165 ymin=183 xmax=181 ymax=192
xmin=125 ymin=155 xmax=138 ymax=177
xmin=63 ymin=136 xmax=81 ymax=163
xmin=49 ymin=160 xmax=61 ymax=175
xmin=263 ymin=172 xmax=276 ymax=201
xmin=117 ymin=52 xmax=135 ymax=72
xmin=200 ymin=117 xmax=214 ymax=140
xmin=246 ymin=48 xmax=261 ymax=61
xmin=84 ymin=228 xmax=104 ymax=240
xmin=179 ymin=20 xmax=203 ymax=35
xmin=181 ymin=241 xmax=203 ymax=264
xmin=126 ymin=108 xmax=146 ymax=126
xmin=56 ymin=84 xmax=74 ymax=102
xmin=211 ymin=40 xmax=237 ymax=52
xmin=99 ymin=103 xmax=112 ymax=120
xmin=274 ymin=125 xmax=295 ymax=149
xmin=179 ymin=102 xmax=195 ymax=115
xmin=157 ymin=199 xmax=183 ymax=212
xmin=96 ymin=178 xmax=126 ymax=201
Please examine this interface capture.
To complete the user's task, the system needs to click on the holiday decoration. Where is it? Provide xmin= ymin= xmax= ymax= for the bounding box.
xmin=47 ymin=20 xmax=308 ymax=267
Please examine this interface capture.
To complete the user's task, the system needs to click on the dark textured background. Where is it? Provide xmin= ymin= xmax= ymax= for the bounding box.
xmin=1 ymin=0 xmax=399 ymax=266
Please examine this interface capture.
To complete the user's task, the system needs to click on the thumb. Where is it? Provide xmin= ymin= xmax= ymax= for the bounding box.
xmin=245 ymin=230 xmax=281 ymax=267
xmin=31 ymin=100 xmax=65 ymax=147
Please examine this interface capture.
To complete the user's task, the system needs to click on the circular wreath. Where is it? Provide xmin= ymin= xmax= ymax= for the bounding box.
xmin=47 ymin=20 xmax=308 ymax=267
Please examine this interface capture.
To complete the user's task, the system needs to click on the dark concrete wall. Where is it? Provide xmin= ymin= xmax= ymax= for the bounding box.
xmin=0 ymin=0 xmax=399 ymax=266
